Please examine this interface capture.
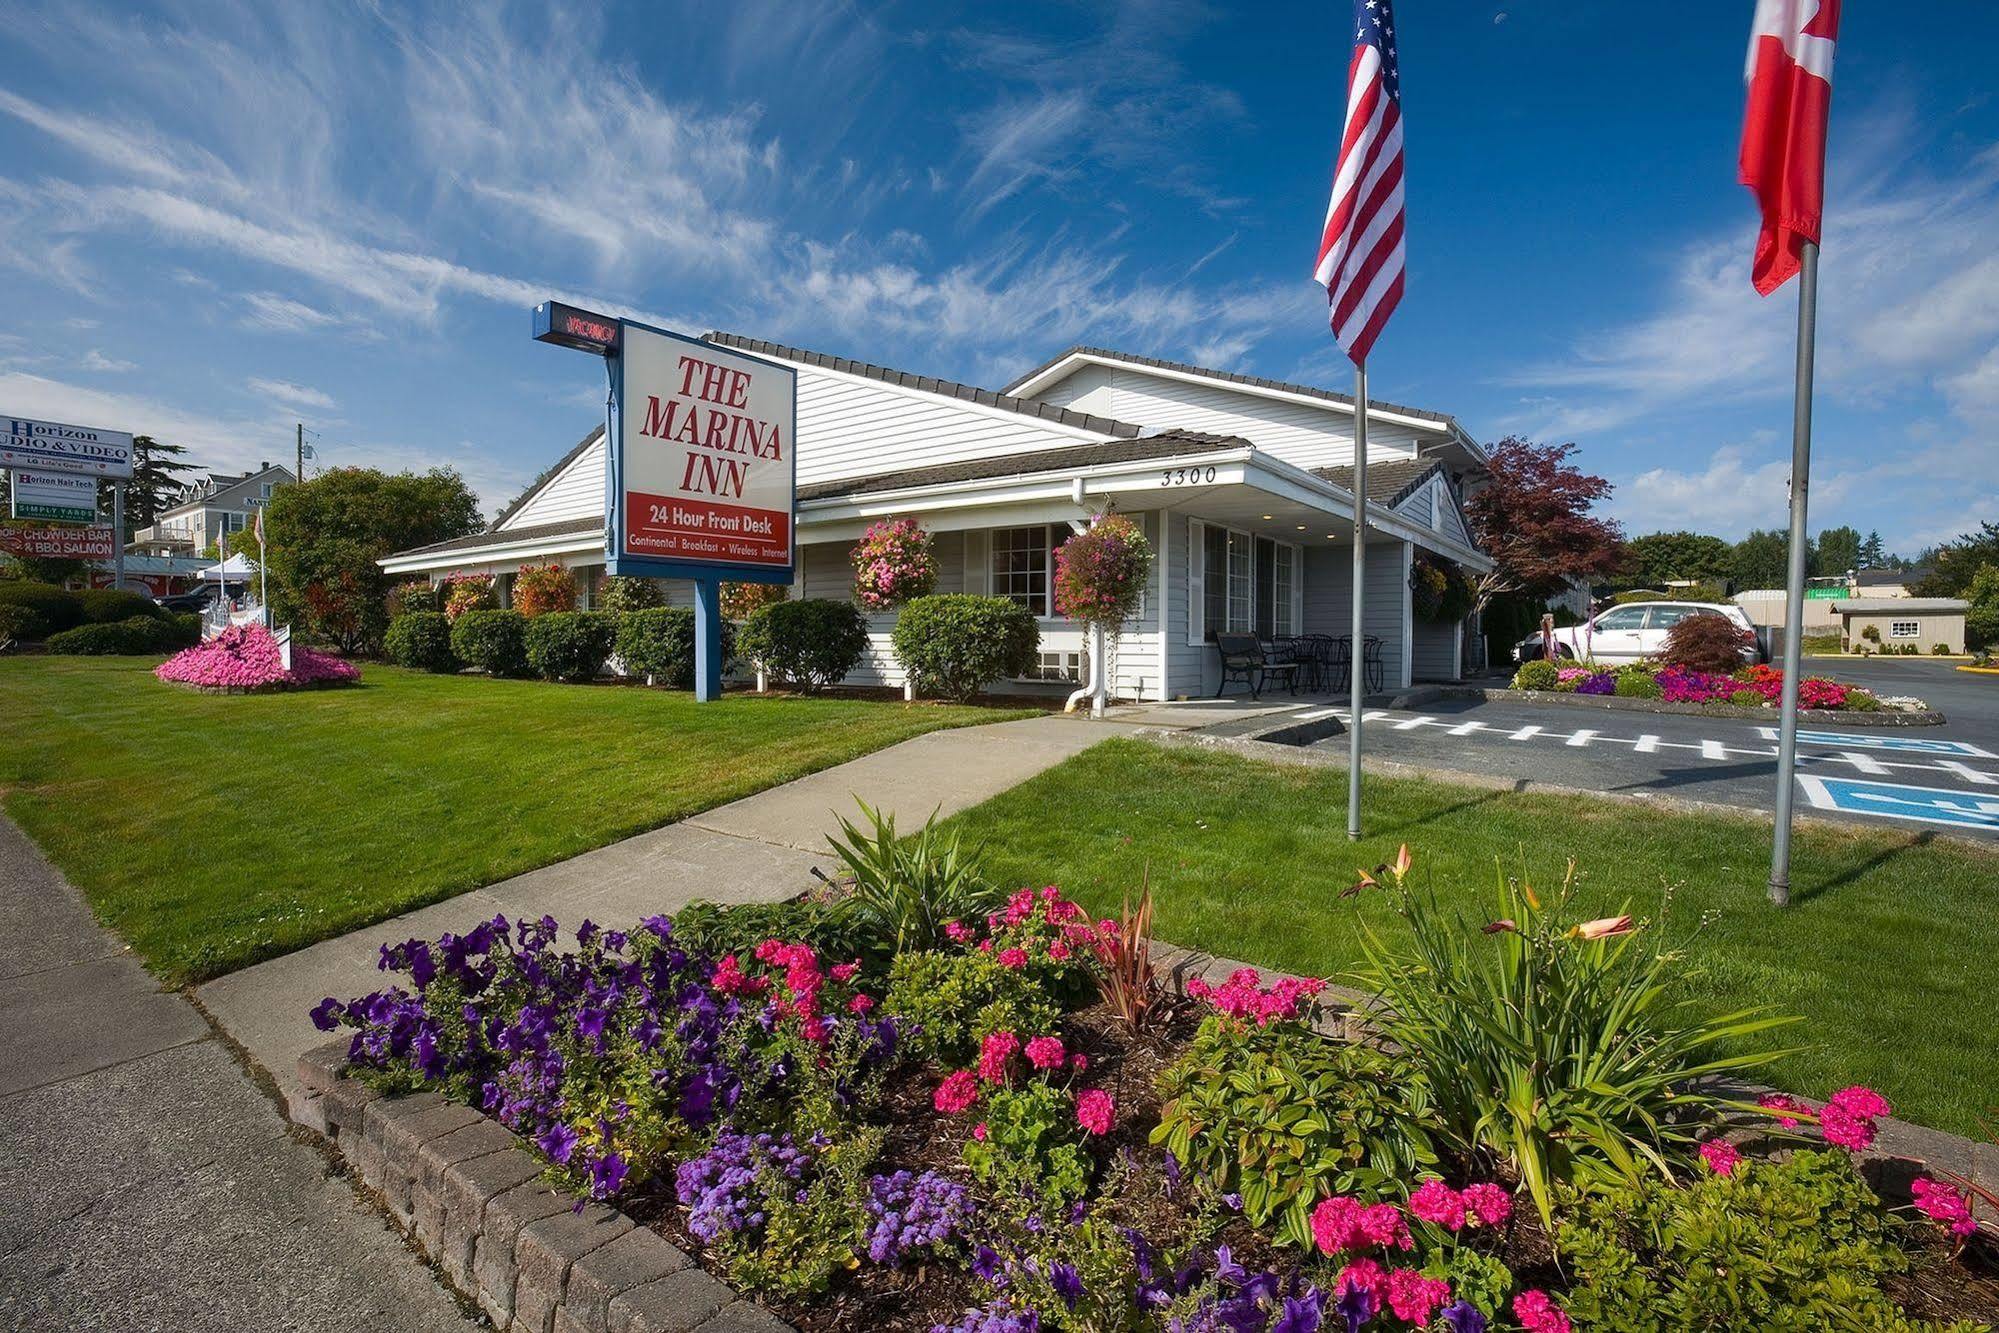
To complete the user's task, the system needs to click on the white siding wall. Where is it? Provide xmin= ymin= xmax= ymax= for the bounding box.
xmin=1035 ymin=366 xmax=1429 ymax=472
xmin=1301 ymin=540 xmax=1413 ymax=691
xmin=503 ymin=436 xmax=608 ymax=529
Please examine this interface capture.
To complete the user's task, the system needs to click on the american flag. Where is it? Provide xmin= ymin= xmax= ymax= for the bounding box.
xmin=1314 ymin=0 xmax=1405 ymax=365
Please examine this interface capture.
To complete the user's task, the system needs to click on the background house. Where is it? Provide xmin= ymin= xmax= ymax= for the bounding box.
xmin=1830 ymin=598 xmax=1968 ymax=654
xmin=129 ymin=463 xmax=296 ymax=557
xmin=382 ymin=336 xmax=1492 ymax=699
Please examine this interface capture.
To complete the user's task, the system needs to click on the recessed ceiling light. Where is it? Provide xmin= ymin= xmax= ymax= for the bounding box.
xmin=1261 ymin=514 xmax=1274 ymax=520
xmin=1296 ymin=524 xmax=1306 ymax=530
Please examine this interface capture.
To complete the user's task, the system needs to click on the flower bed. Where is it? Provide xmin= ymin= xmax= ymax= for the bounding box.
xmin=1510 ymin=658 xmax=1918 ymax=713
xmin=313 ymin=851 xmax=1996 ymax=1332
xmin=155 ymin=624 xmax=360 ymax=692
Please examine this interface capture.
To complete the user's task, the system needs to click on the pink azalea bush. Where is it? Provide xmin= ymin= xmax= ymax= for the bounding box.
xmin=1184 ymin=966 xmax=1328 ymax=1026
xmin=850 ymin=517 xmax=938 ymax=611
xmin=155 ymin=625 xmax=360 ymax=692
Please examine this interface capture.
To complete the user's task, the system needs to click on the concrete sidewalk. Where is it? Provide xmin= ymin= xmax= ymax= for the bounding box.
xmin=201 ymin=712 xmax=1148 ymax=1122
xmin=0 ymin=818 xmax=477 ymax=1332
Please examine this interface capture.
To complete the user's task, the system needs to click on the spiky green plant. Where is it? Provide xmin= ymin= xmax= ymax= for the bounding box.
xmin=1354 ymin=853 xmax=1799 ymax=1223
xmin=823 ymin=799 xmax=1000 ymax=953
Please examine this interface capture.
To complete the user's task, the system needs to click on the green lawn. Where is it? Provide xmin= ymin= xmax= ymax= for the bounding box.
xmin=945 ymin=738 xmax=1999 ymax=1137
xmin=0 ymin=656 xmax=1028 ymax=986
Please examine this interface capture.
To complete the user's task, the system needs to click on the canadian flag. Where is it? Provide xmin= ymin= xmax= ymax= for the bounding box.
xmin=1739 ymin=0 xmax=1840 ymax=295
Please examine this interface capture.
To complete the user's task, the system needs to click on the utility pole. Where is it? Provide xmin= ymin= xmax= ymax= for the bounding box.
xmin=296 ymin=422 xmax=304 ymax=482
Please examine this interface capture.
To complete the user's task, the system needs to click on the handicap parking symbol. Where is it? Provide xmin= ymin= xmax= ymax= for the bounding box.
xmin=1758 ymin=728 xmax=1994 ymax=757
xmin=1797 ymin=775 xmax=1999 ymax=830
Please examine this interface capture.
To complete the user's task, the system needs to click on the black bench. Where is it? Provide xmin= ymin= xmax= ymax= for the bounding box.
xmin=1213 ymin=633 xmax=1300 ymax=699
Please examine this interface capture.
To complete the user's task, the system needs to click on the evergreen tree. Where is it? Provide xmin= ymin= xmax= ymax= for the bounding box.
xmin=1812 ymin=525 xmax=1861 ymax=579
xmin=1858 ymin=530 xmax=1885 ymax=568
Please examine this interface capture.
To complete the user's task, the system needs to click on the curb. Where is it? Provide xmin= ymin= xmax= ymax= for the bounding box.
xmin=1958 ymin=666 xmax=1999 ymax=676
xmin=298 ymin=1040 xmax=793 ymax=1333
xmin=1440 ymin=686 xmax=1946 ymax=727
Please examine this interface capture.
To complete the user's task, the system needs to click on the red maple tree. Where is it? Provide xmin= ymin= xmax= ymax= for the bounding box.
xmin=1462 ymin=438 xmax=1626 ymax=613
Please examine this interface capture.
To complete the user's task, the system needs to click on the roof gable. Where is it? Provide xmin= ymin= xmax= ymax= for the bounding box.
xmin=493 ymin=426 xmax=604 ymax=531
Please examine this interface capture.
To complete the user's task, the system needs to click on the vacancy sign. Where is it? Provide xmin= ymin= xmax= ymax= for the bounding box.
xmin=2 ymin=416 xmax=134 ymax=478
xmin=0 ymin=524 xmax=114 ymax=560
xmin=10 ymin=469 xmax=98 ymax=523
xmin=615 ymin=324 xmax=795 ymax=579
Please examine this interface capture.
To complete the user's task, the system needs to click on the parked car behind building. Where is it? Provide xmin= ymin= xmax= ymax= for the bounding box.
xmin=1514 ymin=601 xmax=1762 ymax=665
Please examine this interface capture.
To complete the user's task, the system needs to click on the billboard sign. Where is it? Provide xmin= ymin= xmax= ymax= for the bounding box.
xmin=10 ymin=469 xmax=98 ymax=523
xmin=1 ymin=415 xmax=134 ymax=478
xmin=609 ymin=323 xmax=795 ymax=583
xmin=0 ymin=524 xmax=115 ymax=560
xmin=533 ymin=300 xmax=621 ymax=356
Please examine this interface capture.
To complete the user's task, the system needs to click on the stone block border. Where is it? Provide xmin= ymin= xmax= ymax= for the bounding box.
xmin=290 ymin=938 xmax=1995 ymax=1333
xmin=297 ymin=1040 xmax=792 ymax=1333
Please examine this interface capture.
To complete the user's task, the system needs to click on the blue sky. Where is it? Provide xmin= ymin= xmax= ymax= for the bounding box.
xmin=1 ymin=1 xmax=1994 ymax=554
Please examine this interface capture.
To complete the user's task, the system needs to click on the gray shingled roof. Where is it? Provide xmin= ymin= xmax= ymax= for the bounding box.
xmin=490 ymin=426 xmax=605 ymax=531
xmin=391 ymin=515 xmax=602 ymax=560
xmin=1830 ymin=598 xmax=1968 ymax=614
xmin=797 ymin=431 xmax=1251 ymax=502
xmin=705 ymin=333 xmax=1145 ymax=438
xmin=1311 ymin=457 xmax=1446 ymax=509
xmin=1000 ymin=345 xmax=1470 ymax=437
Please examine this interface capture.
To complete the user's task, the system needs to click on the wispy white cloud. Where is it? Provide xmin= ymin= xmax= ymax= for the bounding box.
xmin=246 ymin=377 xmax=334 ymax=411
xmin=78 ymin=349 xmax=136 ymax=373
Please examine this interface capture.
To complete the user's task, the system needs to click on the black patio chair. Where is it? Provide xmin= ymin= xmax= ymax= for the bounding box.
xmin=1363 ymin=635 xmax=1385 ymax=693
xmin=1213 ymin=632 xmax=1300 ymax=699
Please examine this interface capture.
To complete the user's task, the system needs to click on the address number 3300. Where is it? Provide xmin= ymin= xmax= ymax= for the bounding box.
xmin=1160 ymin=466 xmax=1218 ymax=487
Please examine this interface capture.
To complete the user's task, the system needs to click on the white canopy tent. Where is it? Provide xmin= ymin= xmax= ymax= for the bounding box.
xmin=197 ymin=553 xmax=258 ymax=581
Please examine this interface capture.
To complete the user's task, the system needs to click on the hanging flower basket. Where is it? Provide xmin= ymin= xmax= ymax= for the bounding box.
xmin=1053 ymin=512 xmax=1153 ymax=630
xmin=851 ymin=518 xmax=938 ymax=612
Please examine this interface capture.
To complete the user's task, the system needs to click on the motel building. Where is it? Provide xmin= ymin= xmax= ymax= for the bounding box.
xmin=381 ymin=338 xmax=1494 ymax=700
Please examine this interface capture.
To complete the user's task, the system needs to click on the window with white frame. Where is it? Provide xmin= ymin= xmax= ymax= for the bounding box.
xmin=1890 ymin=620 xmax=1920 ymax=639
xmin=1193 ymin=519 xmax=1299 ymax=641
xmin=991 ymin=525 xmax=1052 ymax=617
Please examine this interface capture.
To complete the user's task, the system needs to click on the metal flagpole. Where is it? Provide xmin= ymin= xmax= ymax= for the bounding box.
xmin=1768 ymin=239 xmax=1820 ymax=907
xmin=112 ymin=480 xmax=126 ymax=592
xmin=1347 ymin=362 xmax=1368 ymax=841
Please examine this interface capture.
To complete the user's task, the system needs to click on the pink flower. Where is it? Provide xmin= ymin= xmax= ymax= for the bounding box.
xmin=1046 ymin=940 xmax=1072 ymax=962
xmin=830 ymin=961 xmax=859 ymax=982
xmin=1332 ymin=1258 xmax=1388 ymax=1304
xmin=1459 ymin=1183 xmax=1512 ymax=1228
xmin=977 ymin=1031 xmax=1020 ymax=1084
xmin=1817 ymin=1085 xmax=1891 ymax=1155
xmin=1513 ymin=1289 xmax=1572 ymax=1333
xmin=1699 ymin=1139 xmax=1741 ymax=1176
xmin=1758 ymin=1092 xmax=1806 ymax=1128
xmin=847 ymin=994 xmax=874 ymax=1014
xmin=1070 ymin=1053 xmax=1088 ymax=1071
xmin=972 ymin=1122 xmax=988 ymax=1142
xmin=1386 ymin=1269 xmax=1452 ymax=1326
xmin=1311 ymin=1196 xmax=1411 ymax=1255
xmin=1075 ymin=1089 xmax=1114 ymax=1135
xmin=1024 ymin=1036 xmax=1067 ymax=1070
xmin=944 ymin=920 xmax=974 ymax=943
xmin=1911 ymin=1177 xmax=1979 ymax=1238
xmin=1407 ymin=1179 xmax=1465 ymax=1230
xmin=996 ymin=947 xmax=1029 ymax=970
xmin=933 ymin=1070 xmax=978 ymax=1115
xmin=1828 ymin=1086 xmax=1892 ymax=1120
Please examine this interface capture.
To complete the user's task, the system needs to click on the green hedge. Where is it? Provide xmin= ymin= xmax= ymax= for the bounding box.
xmin=384 ymin=612 xmax=459 ymax=673
xmin=737 ymin=598 xmax=868 ymax=693
xmin=0 ymin=603 xmax=48 ymax=644
xmin=46 ymin=614 xmax=198 ymax=656
xmin=1511 ymin=658 xmax=1560 ymax=691
xmin=614 ymin=607 xmax=735 ymax=689
xmin=890 ymin=594 xmax=1040 ymax=700
xmin=450 ymin=609 xmax=529 ymax=677
xmin=77 ymin=587 xmax=164 ymax=624
xmin=524 ymin=610 xmax=619 ymax=682
xmin=0 ymin=581 xmax=87 ymax=634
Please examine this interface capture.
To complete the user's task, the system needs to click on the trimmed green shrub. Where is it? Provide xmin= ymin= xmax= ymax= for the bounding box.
xmin=169 ymin=612 xmax=201 ymax=645
xmin=890 ymin=594 xmax=1039 ymax=701
xmin=0 ymin=603 xmax=48 ymax=644
xmin=0 ymin=581 xmax=86 ymax=634
xmin=388 ymin=581 xmax=439 ymax=617
xmin=1614 ymin=671 xmax=1663 ymax=699
xmin=1727 ymin=688 xmax=1766 ymax=707
xmin=1933 ymin=642 xmax=1951 ymax=656
xmin=613 ymin=607 xmax=734 ymax=689
xmin=597 ymin=575 xmax=664 ymax=613
xmin=1511 ymin=658 xmax=1560 ymax=691
xmin=46 ymin=614 xmax=189 ymax=655
xmin=77 ymin=587 xmax=164 ymax=624
xmin=384 ymin=612 xmax=459 ymax=673
xmin=1556 ymin=1151 xmax=1926 ymax=1331
xmin=450 ymin=609 xmax=529 ymax=677
xmin=524 ymin=610 xmax=619 ymax=682
xmin=738 ymin=598 xmax=868 ymax=692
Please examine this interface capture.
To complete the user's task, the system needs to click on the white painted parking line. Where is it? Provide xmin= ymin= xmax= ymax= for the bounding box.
xmin=1634 ymin=734 xmax=1661 ymax=754
xmin=1506 ymin=724 xmax=1543 ymax=741
xmin=1565 ymin=729 xmax=1597 ymax=748
xmin=1700 ymin=740 xmax=1729 ymax=761
xmin=1937 ymin=761 xmax=1998 ymax=786
xmin=1394 ymin=715 xmax=1434 ymax=730
xmin=1447 ymin=720 xmax=1487 ymax=736
xmin=1838 ymin=751 xmax=1893 ymax=776
xmin=1756 ymin=727 xmax=1995 ymax=758
xmin=1293 ymin=708 xmax=1343 ymax=721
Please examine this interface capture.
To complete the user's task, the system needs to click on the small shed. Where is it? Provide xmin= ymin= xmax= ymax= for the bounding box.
xmin=1829 ymin=598 xmax=1969 ymax=654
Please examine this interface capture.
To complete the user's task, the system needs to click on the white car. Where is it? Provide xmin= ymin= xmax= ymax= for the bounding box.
xmin=1514 ymin=601 xmax=1762 ymax=665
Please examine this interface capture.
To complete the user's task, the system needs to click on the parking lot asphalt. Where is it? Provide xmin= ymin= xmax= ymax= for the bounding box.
xmin=1298 ymin=660 xmax=1999 ymax=838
